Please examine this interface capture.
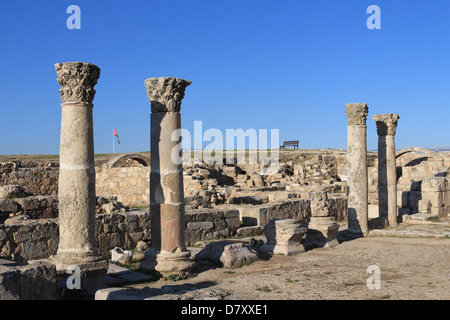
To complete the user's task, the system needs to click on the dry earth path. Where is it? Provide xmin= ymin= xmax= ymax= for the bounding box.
xmin=99 ymin=223 xmax=449 ymax=301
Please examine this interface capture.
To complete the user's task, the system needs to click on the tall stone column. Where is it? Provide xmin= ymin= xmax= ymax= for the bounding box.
xmin=372 ymin=113 xmax=400 ymax=227
xmin=345 ymin=103 xmax=369 ymax=236
xmin=49 ymin=62 xmax=108 ymax=293
xmin=141 ymin=77 xmax=195 ymax=276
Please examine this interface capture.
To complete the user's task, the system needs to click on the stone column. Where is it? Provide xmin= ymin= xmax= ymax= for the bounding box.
xmin=49 ymin=62 xmax=108 ymax=293
xmin=373 ymin=114 xmax=400 ymax=226
xmin=306 ymin=191 xmax=339 ymax=247
xmin=141 ymin=77 xmax=195 ymax=276
xmin=345 ymin=103 xmax=369 ymax=236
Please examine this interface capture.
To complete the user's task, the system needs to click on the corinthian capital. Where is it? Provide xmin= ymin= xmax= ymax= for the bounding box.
xmin=55 ymin=62 xmax=100 ymax=103
xmin=345 ymin=103 xmax=369 ymax=125
xmin=144 ymin=77 xmax=192 ymax=113
xmin=372 ymin=113 xmax=400 ymax=136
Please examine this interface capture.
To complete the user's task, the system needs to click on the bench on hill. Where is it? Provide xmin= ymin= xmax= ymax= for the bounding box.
xmin=280 ymin=140 xmax=299 ymax=149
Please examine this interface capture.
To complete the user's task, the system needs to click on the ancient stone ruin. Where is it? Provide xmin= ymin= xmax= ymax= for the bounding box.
xmin=1 ymin=63 xmax=449 ymax=300
xmin=46 ymin=62 xmax=108 ymax=294
xmin=306 ymin=191 xmax=339 ymax=248
xmin=345 ymin=103 xmax=369 ymax=236
xmin=373 ymin=113 xmax=400 ymax=227
xmin=141 ymin=77 xmax=195 ymax=276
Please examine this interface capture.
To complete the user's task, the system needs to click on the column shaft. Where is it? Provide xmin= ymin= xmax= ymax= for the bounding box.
xmin=345 ymin=103 xmax=369 ymax=236
xmin=373 ymin=113 xmax=400 ymax=227
xmin=386 ymin=134 xmax=398 ymax=226
xmin=49 ymin=62 xmax=107 ymax=294
xmin=150 ymin=112 xmax=185 ymax=253
xmin=347 ymin=124 xmax=369 ymax=235
xmin=142 ymin=77 xmax=194 ymax=276
xmin=58 ymin=102 xmax=97 ymax=255
xmin=377 ymin=136 xmax=388 ymax=219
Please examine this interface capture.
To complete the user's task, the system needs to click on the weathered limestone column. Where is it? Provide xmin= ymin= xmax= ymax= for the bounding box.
xmin=373 ymin=114 xmax=400 ymax=227
xmin=345 ymin=103 xmax=369 ymax=236
xmin=141 ymin=77 xmax=195 ymax=276
xmin=306 ymin=191 xmax=339 ymax=247
xmin=49 ymin=62 xmax=108 ymax=292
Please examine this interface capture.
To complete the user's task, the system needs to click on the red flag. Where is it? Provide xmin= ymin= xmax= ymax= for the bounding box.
xmin=114 ymin=128 xmax=120 ymax=144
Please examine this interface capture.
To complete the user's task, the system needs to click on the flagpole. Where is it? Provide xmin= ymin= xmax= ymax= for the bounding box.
xmin=113 ymin=127 xmax=115 ymax=154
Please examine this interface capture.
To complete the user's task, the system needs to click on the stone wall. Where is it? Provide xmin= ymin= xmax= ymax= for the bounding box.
xmin=0 ymin=261 xmax=57 ymax=300
xmin=95 ymin=166 xmax=149 ymax=207
xmin=367 ymin=152 xmax=450 ymax=217
xmin=0 ymin=161 xmax=59 ymax=196
xmin=0 ymin=218 xmax=59 ymax=261
xmin=235 ymin=196 xmax=348 ymax=227
xmin=0 ymin=196 xmax=58 ymax=222
xmin=0 ymin=161 xmax=151 ymax=208
xmin=185 ymin=208 xmax=240 ymax=246
xmin=0 ymin=211 xmax=151 ymax=261
xmin=237 ymin=200 xmax=310 ymax=227
xmin=418 ymin=177 xmax=450 ymax=217
xmin=0 ymin=208 xmax=242 ymax=261
xmin=95 ymin=211 xmax=151 ymax=256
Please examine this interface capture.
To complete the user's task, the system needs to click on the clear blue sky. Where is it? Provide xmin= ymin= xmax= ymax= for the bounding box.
xmin=0 ymin=0 xmax=449 ymax=155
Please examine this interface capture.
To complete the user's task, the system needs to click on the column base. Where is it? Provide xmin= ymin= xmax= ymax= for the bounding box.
xmin=273 ymin=244 xmax=305 ymax=256
xmin=388 ymin=218 xmax=399 ymax=228
xmin=368 ymin=216 xmax=389 ymax=230
xmin=347 ymin=216 xmax=369 ymax=237
xmin=307 ymin=217 xmax=340 ymax=248
xmin=45 ymin=251 xmax=108 ymax=296
xmin=346 ymin=228 xmax=367 ymax=237
xmin=140 ymin=248 xmax=196 ymax=277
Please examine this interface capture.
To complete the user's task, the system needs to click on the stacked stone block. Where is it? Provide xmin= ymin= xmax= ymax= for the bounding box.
xmin=306 ymin=191 xmax=339 ymax=247
xmin=265 ymin=219 xmax=306 ymax=255
xmin=418 ymin=177 xmax=449 ymax=217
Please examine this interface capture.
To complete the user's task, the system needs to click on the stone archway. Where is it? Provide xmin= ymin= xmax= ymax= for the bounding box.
xmin=106 ymin=153 xmax=150 ymax=168
xmin=395 ymin=147 xmax=436 ymax=159
xmin=395 ymin=147 xmax=437 ymax=167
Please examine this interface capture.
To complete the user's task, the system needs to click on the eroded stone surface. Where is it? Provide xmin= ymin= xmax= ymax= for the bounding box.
xmin=142 ymin=77 xmax=194 ymax=275
xmin=373 ymin=113 xmax=399 ymax=226
xmin=346 ymin=103 xmax=369 ymax=236
xmin=265 ymin=219 xmax=306 ymax=255
xmin=49 ymin=62 xmax=108 ymax=293
xmin=194 ymin=241 xmax=258 ymax=268
xmin=372 ymin=113 xmax=400 ymax=136
xmin=55 ymin=62 xmax=100 ymax=103
xmin=0 ymin=261 xmax=56 ymax=300
xmin=144 ymin=77 xmax=191 ymax=113
xmin=345 ymin=103 xmax=368 ymax=125
xmin=307 ymin=191 xmax=339 ymax=247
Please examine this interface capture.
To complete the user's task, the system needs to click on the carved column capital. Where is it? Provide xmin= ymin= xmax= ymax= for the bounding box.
xmin=55 ymin=62 xmax=100 ymax=104
xmin=372 ymin=113 xmax=400 ymax=136
xmin=345 ymin=103 xmax=369 ymax=125
xmin=144 ymin=77 xmax=192 ymax=113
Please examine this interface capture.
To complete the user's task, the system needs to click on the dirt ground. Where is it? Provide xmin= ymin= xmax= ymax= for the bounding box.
xmin=118 ymin=222 xmax=449 ymax=301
